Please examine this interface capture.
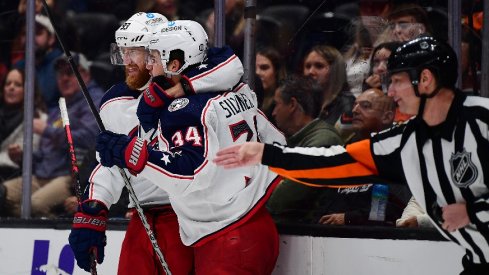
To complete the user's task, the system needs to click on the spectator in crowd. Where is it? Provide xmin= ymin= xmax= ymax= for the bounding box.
xmin=0 ymin=68 xmax=46 ymax=182
xmin=2 ymin=52 xmax=103 ymax=218
xmin=356 ymin=0 xmax=394 ymax=45
xmin=347 ymin=88 xmax=395 ymax=143
xmin=255 ymin=46 xmax=286 ymax=120
xmin=317 ymin=88 xmax=410 ymax=225
xmin=386 ymin=3 xmax=431 ymax=42
xmin=302 ymin=45 xmax=355 ymax=140
xmin=363 ymin=42 xmax=400 ymax=92
xmin=343 ymin=19 xmax=373 ymax=97
xmin=14 ymin=14 xmax=63 ymax=110
xmin=0 ymin=68 xmax=47 ymax=214
xmin=266 ymin=75 xmax=344 ymax=223
xmin=396 ymin=196 xmax=435 ymax=228
xmin=363 ymin=41 xmax=410 ymax=122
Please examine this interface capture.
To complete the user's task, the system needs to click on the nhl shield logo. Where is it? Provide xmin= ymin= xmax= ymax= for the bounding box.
xmin=449 ymin=149 xmax=478 ymax=188
xmin=168 ymin=98 xmax=189 ymax=112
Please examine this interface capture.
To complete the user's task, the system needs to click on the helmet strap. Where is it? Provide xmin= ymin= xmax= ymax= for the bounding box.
xmin=408 ymin=69 xmax=422 ymax=97
xmin=409 ymin=69 xmax=442 ymax=117
xmin=417 ymin=96 xmax=427 ymax=117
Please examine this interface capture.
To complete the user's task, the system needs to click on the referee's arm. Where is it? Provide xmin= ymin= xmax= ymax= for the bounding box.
xmin=262 ymin=139 xmax=383 ymax=188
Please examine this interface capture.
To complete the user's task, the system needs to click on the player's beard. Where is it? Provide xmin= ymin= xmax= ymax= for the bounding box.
xmin=125 ymin=65 xmax=151 ymax=90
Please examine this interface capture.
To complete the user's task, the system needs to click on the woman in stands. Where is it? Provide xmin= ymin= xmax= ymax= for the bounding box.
xmin=255 ymin=46 xmax=286 ymax=121
xmin=302 ymin=45 xmax=355 ymax=140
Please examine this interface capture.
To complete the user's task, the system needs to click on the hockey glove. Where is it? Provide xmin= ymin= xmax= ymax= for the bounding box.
xmin=69 ymin=200 xmax=108 ymax=272
xmin=137 ymin=76 xmax=175 ymax=131
xmin=96 ymin=130 xmax=149 ymax=175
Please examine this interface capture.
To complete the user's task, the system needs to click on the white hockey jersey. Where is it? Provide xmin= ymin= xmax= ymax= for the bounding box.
xmin=139 ymin=83 xmax=286 ymax=246
xmin=89 ymin=83 xmax=170 ymax=208
xmin=88 ymin=46 xmax=244 ymax=209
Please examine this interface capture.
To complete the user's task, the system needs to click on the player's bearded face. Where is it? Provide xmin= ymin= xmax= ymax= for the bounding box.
xmin=125 ymin=63 xmax=151 ymax=90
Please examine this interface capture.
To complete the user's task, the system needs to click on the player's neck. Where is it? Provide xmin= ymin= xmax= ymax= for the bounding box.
xmin=422 ymin=89 xmax=455 ymax=126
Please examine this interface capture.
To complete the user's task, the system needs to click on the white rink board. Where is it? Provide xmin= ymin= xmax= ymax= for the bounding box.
xmin=273 ymin=235 xmax=465 ymax=275
xmin=0 ymin=228 xmax=465 ymax=274
xmin=0 ymin=228 xmax=124 ymax=274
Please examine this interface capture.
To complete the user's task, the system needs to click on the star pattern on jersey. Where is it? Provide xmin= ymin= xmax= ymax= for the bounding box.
xmin=161 ymin=153 xmax=171 ymax=165
xmin=198 ymin=64 xmax=208 ymax=70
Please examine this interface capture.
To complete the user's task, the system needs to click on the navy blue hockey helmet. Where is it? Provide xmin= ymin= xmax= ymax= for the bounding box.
xmin=387 ymin=35 xmax=458 ymax=91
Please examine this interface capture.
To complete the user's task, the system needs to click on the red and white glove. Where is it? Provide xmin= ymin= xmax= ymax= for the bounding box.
xmin=96 ymin=131 xmax=149 ymax=175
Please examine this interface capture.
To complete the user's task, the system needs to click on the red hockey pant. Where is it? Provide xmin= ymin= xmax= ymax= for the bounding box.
xmin=118 ymin=206 xmax=194 ymax=275
xmin=194 ymin=207 xmax=279 ymax=275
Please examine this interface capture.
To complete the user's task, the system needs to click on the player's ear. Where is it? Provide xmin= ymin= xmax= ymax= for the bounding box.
xmin=168 ymin=59 xmax=182 ymax=73
xmin=419 ymin=69 xmax=436 ymax=93
xmin=289 ymin=97 xmax=299 ymax=111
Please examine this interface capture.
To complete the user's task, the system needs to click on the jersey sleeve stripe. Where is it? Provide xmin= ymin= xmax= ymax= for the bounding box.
xmin=270 ymin=161 xmax=375 ymax=181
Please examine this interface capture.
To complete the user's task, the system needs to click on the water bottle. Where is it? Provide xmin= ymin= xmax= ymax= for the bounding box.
xmin=368 ymin=184 xmax=389 ymax=222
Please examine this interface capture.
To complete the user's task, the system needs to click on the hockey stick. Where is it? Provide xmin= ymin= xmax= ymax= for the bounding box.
xmin=59 ymin=98 xmax=98 ymax=275
xmin=40 ymin=1 xmax=171 ymax=274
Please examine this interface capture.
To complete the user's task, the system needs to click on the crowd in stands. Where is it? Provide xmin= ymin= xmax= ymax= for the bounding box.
xmin=0 ymin=0 xmax=483 ymax=232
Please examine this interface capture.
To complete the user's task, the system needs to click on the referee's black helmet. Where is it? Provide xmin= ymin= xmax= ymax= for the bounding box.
xmin=387 ymin=35 xmax=458 ymax=89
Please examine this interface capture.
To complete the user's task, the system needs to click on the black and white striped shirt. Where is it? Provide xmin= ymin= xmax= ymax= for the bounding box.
xmin=262 ymin=92 xmax=489 ymax=264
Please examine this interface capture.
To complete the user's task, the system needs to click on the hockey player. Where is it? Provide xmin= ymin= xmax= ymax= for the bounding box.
xmin=95 ymin=20 xmax=286 ymax=274
xmin=68 ymin=13 xmax=244 ymax=274
xmin=214 ymin=36 xmax=489 ymax=275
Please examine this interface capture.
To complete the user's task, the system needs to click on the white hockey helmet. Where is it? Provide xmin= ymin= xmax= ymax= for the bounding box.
xmin=111 ymin=12 xmax=168 ymax=65
xmin=148 ymin=20 xmax=208 ymax=75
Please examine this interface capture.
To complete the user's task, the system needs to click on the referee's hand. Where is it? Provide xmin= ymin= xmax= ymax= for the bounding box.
xmin=441 ymin=203 xmax=470 ymax=232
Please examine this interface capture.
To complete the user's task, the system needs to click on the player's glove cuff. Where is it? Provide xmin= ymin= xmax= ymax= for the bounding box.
xmin=124 ymin=137 xmax=148 ymax=175
xmin=69 ymin=200 xmax=108 ymax=272
xmin=137 ymin=77 xmax=175 ymax=131
xmin=143 ymin=76 xmax=175 ymax=108
xmin=96 ymin=131 xmax=148 ymax=175
xmin=72 ymin=200 xmax=108 ymax=232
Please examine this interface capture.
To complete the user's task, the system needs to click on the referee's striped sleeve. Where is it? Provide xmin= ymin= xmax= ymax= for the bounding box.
xmin=467 ymin=195 xmax=489 ymax=225
xmin=262 ymin=139 xmax=379 ymax=188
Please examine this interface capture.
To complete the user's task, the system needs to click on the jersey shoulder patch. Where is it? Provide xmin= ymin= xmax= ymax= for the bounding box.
xmin=168 ymin=98 xmax=190 ymax=112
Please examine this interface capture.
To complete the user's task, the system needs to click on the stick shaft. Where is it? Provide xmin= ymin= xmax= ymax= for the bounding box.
xmin=59 ymin=98 xmax=98 ymax=275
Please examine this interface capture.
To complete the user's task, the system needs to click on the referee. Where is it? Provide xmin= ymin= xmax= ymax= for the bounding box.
xmin=214 ymin=35 xmax=489 ymax=275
